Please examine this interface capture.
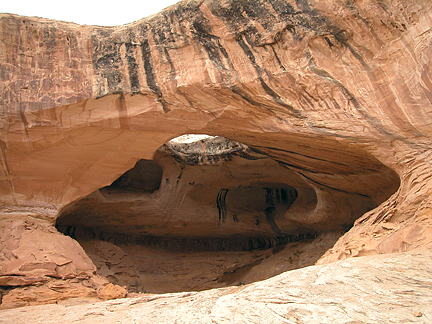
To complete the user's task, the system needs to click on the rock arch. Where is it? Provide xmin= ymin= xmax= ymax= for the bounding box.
xmin=1 ymin=0 xmax=432 ymax=308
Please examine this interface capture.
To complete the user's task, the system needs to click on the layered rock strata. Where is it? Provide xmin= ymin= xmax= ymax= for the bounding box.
xmin=1 ymin=0 xmax=432 ymax=309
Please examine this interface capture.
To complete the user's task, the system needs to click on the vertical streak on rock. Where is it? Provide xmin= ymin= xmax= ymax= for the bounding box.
xmin=125 ymin=42 xmax=141 ymax=94
xmin=163 ymin=47 xmax=176 ymax=81
xmin=119 ymin=43 xmax=132 ymax=92
xmin=270 ymin=44 xmax=286 ymax=71
xmin=198 ymin=4 xmax=238 ymax=78
xmin=116 ymin=93 xmax=130 ymax=130
xmin=236 ymin=36 xmax=304 ymax=118
xmin=151 ymin=29 xmax=177 ymax=81
xmin=0 ymin=140 xmax=17 ymax=203
xmin=236 ymin=36 xmax=263 ymax=77
xmin=18 ymin=90 xmax=31 ymax=145
xmin=91 ymin=31 xmax=124 ymax=97
xmin=265 ymin=188 xmax=274 ymax=206
xmin=217 ymin=189 xmax=229 ymax=225
xmin=265 ymin=188 xmax=283 ymax=235
xmin=140 ymin=39 xmax=169 ymax=112
xmin=199 ymin=3 xmax=275 ymax=116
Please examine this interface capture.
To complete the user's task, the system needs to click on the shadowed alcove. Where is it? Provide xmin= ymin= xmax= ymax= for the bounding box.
xmin=56 ymin=134 xmax=400 ymax=293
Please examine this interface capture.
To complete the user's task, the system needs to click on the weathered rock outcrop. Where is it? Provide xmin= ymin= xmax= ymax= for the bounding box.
xmin=1 ymin=0 xmax=432 ymax=314
xmin=1 ymin=250 xmax=431 ymax=323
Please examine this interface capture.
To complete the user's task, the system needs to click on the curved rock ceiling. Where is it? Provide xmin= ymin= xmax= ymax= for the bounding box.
xmin=56 ymin=136 xmax=399 ymax=244
xmin=53 ymin=134 xmax=400 ymax=293
xmin=1 ymin=0 xmax=432 ymax=309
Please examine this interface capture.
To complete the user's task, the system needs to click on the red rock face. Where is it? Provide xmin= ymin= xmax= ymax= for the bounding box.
xmin=1 ymin=0 xmax=432 ymax=308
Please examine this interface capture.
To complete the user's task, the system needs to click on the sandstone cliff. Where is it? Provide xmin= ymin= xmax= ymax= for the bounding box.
xmin=1 ymin=0 xmax=432 ymax=313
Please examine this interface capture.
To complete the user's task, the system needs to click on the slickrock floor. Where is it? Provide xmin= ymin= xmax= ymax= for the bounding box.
xmin=1 ymin=250 xmax=431 ymax=324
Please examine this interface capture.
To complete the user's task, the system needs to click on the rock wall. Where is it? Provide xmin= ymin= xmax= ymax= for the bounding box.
xmin=1 ymin=0 xmax=432 ymax=308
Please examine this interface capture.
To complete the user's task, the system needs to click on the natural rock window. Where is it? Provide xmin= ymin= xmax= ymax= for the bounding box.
xmin=56 ymin=134 xmax=400 ymax=293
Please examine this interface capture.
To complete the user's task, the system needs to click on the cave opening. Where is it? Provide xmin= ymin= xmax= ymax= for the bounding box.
xmin=56 ymin=134 xmax=400 ymax=294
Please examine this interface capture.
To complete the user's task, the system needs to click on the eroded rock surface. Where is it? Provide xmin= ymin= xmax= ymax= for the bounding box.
xmin=52 ymin=136 xmax=396 ymax=293
xmin=1 ymin=0 xmax=432 ymax=315
xmin=1 ymin=250 xmax=431 ymax=323
xmin=56 ymin=136 xmax=398 ymax=240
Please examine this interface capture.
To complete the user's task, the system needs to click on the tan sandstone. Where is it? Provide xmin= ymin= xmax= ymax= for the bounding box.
xmin=0 ymin=0 xmax=432 ymax=321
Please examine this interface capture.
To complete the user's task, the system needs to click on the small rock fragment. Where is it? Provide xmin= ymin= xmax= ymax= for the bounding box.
xmin=98 ymin=283 xmax=127 ymax=300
